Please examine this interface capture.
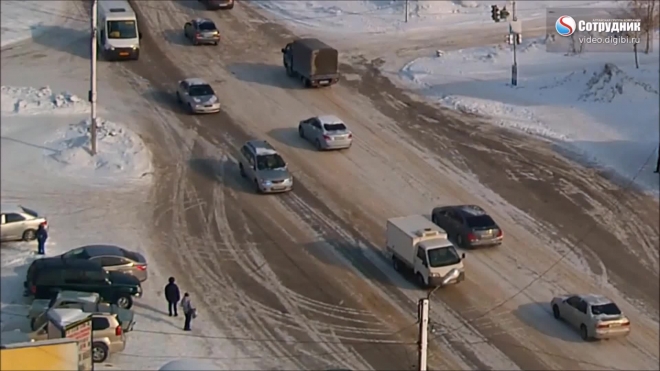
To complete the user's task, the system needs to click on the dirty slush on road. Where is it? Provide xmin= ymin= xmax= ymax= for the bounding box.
xmin=84 ymin=0 xmax=660 ymax=369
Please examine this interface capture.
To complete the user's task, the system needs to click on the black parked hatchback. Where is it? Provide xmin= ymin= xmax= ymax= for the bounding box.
xmin=431 ymin=205 xmax=503 ymax=248
xmin=24 ymin=258 xmax=142 ymax=309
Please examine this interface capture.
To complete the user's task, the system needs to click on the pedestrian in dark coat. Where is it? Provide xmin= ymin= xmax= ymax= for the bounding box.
xmin=35 ymin=223 xmax=48 ymax=255
xmin=164 ymin=277 xmax=180 ymax=317
xmin=181 ymin=293 xmax=195 ymax=331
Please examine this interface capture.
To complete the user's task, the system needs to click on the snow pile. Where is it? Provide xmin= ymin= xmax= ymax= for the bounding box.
xmin=0 ymin=1 xmax=70 ymax=47
xmin=399 ymin=36 xmax=660 ymax=194
xmin=578 ymin=63 xmax=659 ymax=103
xmin=45 ymin=118 xmax=152 ymax=182
xmin=251 ymin=0 xmax=612 ymax=35
xmin=1 ymin=86 xmax=89 ymax=116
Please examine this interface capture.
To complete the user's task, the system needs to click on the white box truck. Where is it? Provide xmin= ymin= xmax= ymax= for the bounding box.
xmin=386 ymin=215 xmax=465 ymax=287
xmin=97 ymin=0 xmax=142 ymax=61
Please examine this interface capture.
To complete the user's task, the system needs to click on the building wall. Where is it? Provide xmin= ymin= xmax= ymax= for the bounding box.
xmin=1 ymin=341 xmax=79 ymax=370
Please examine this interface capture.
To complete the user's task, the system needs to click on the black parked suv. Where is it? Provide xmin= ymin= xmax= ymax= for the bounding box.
xmin=24 ymin=258 xmax=142 ymax=309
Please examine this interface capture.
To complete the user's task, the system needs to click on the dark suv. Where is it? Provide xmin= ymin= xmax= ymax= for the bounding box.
xmin=24 ymin=258 xmax=142 ymax=309
xmin=431 ymin=205 xmax=503 ymax=248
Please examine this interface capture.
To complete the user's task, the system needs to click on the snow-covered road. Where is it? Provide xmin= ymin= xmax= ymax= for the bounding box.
xmin=1 ymin=0 xmax=657 ymax=370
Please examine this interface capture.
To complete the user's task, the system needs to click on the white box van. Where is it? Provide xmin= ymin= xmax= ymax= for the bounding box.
xmin=97 ymin=0 xmax=142 ymax=60
xmin=386 ymin=215 xmax=465 ymax=287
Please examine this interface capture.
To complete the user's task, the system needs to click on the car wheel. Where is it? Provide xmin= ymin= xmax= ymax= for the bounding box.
xmin=239 ymin=163 xmax=246 ymax=178
xmin=187 ymin=103 xmax=194 ymax=114
xmin=116 ymin=295 xmax=133 ymax=309
xmin=22 ymin=229 xmax=36 ymax=241
xmin=254 ymin=180 xmax=262 ymax=194
xmin=298 ymin=126 xmax=304 ymax=138
xmin=92 ymin=342 xmax=109 ymax=363
xmin=580 ymin=324 xmax=589 ymax=341
xmin=552 ymin=304 xmax=561 ymax=320
xmin=416 ymin=274 xmax=427 ymax=288
xmin=176 ymin=91 xmax=181 ymax=103
xmin=214 ymin=41 xmax=219 ymax=46
xmin=456 ymin=234 xmax=464 ymax=248
xmin=392 ymin=257 xmax=400 ymax=271
xmin=315 ymin=139 xmax=323 ymax=150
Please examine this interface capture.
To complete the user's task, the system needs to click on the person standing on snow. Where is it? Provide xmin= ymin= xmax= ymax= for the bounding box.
xmin=36 ymin=223 xmax=48 ymax=255
xmin=181 ymin=292 xmax=195 ymax=331
xmin=164 ymin=277 xmax=180 ymax=317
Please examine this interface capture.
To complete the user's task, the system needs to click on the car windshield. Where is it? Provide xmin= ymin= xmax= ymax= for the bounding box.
xmin=199 ymin=22 xmax=217 ymax=31
xmin=323 ymin=123 xmax=346 ymax=132
xmin=62 ymin=248 xmax=89 ymax=259
xmin=591 ymin=303 xmax=621 ymax=316
xmin=256 ymin=154 xmax=286 ymax=171
xmin=189 ymin=85 xmax=214 ymax=97
xmin=107 ymin=20 xmax=137 ymax=39
xmin=427 ymin=246 xmax=461 ymax=268
xmin=466 ymin=215 xmax=496 ymax=230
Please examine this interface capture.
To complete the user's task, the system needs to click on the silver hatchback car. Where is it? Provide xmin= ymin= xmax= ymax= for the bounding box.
xmin=176 ymin=78 xmax=221 ymax=114
xmin=238 ymin=140 xmax=293 ymax=194
xmin=0 ymin=204 xmax=47 ymax=242
xmin=298 ymin=115 xmax=353 ymax=150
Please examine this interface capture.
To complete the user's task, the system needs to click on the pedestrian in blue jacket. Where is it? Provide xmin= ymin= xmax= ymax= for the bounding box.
xmin=36 ymin=223 xmax=48 ymax=255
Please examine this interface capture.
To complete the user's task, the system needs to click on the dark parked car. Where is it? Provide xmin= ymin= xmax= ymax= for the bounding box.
xmin=431 ymin=205 xmax=503 ymax=248
xmin=24 ymin=258 xmax=142 ymax=309
xmin=59 ymin=244 xmax=148 ymax=282
xmin=199 ymin=0 xmax=234 ymax=10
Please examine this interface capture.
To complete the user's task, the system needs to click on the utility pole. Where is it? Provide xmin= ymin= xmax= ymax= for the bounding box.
xmin=89 ymin=0 xmax=98 ymax=155
xmin=510 ymin=0 xmax=518 ymax=86
xmin=417 ymin=298 xmax=429 ymax=371
xmin=405 ymin=0 xmax=409 ymax=23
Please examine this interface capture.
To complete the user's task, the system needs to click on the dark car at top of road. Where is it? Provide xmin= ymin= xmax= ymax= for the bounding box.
xmin=24 ymin=258 xmax=142 ymax=309
xmin=60 ymin=244 xmax=148 ymax=282
xmin=198 ymin=0 xmax=234 ymax=10
xmin=183 ymin=18 xmax=220 ymax=46
xmin=431 ymin=205 xmax=503 ymax=248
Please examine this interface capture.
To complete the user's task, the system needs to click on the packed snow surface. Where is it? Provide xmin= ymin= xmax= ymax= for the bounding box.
xmin=399 ymin=36 xmax=660 ymax=195
xmin=0 ymin=1 xmax=70 ymax=47
xmin=252 ymin=0 xmax=613 ymax=35
xmin=1 ymin=86 xmax=152 ymax=184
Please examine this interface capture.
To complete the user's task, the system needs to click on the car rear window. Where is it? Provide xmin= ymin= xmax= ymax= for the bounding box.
xmin=591 ymin=303 xmax=621 ymax=316
xmin=466 ymin=215 xmax=496 ymax=229
xmin=199 ymin=22 xmax=217 ymax=31
xmin=189 ymin=84 xmax=214 ymax=97
xmin=20 ymin=207 xmax=38 ymax=218
xmin=323 ymin=123 xmax=346 ymax=131
xmin=122 ymin=250 xmax=142 ymax=263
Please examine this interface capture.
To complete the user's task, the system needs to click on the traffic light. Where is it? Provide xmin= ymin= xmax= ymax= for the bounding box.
xmin=499 ymin=6 xmax=510 ymax=20
xmin=516 ymin=33 xmax=522 ymax=45
xmin=491 ymin=5 xmax=500 ymax=22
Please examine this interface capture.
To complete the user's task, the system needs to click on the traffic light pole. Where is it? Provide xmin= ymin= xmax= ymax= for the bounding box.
xmin=511 ymin=0 xmax=518 ymax=86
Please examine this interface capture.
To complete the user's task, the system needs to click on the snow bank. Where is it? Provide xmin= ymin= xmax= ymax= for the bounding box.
xmin=1 ymin=86 xmax=89 ymax=116
xmin=1 ymin=85 xmax=152 ymax=185
xmin=45 ymin=118 xmax=152 ymax=182
xmin=251 ymin=0 xmax=613 ymax=35
xmin=399 ymin=37 xmax=660 ymax=195
xmin=0 ymin=1 xmax=70 ymax=48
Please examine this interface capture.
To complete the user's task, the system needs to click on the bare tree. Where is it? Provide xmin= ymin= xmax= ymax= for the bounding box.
xmin=622 ymin=0 xmax=660 ymax=53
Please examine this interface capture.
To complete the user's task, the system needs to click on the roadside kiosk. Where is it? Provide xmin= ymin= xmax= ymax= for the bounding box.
xmin=47 ymin=308 xmax=93 ymax=371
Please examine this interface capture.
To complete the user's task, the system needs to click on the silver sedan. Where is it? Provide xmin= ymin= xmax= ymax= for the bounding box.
xmin=298 ymin=115 xmax=353 ymax=150
xmin=551 ymin=294 xmax=631 ymax=340
xmin=176 ymin=78 xmax=221 ymax=114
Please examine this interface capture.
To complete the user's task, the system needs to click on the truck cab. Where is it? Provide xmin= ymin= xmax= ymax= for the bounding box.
xmin=414 ymin=236 xmax=465 ymax=287
xmin=97 ymin=0 xmax=142 ymax=61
